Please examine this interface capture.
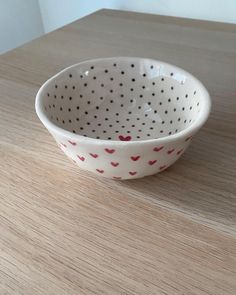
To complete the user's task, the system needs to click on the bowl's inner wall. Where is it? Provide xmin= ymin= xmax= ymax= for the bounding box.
xmin=41 ymin=58 xmax=203 ymax=141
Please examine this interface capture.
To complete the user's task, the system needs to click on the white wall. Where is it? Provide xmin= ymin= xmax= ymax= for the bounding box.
xmin=119 ymin=0 xmax=236 ymax=24
xmin=0 ymin=0 xmax=44 ymax=54
xmin=39 ymin=0 xmax=236 ymax=34
xmin=38 ymin=0 xmax=120 ymax=33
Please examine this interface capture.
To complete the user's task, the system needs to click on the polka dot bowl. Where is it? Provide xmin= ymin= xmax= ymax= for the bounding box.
xmin=35 ymin=57 xmax=211 ymax=179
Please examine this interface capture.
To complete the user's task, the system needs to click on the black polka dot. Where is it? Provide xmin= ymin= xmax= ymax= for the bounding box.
xmin=104 ymin=69 xmax=108 ymax=73
xmin=69 ymin=96 xmax=72 ymax=100
xmin=131 ymin=64 xmax=135 ymax=68
xmin=69 ymin=74 xmax=72 ymax=78
xmin=131 ymin=78 xmax=135 ymax=82
xmin=90 ymin=66 xmax=94 ymax=70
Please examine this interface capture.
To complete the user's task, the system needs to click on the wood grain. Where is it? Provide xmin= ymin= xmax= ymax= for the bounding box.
xmin=0 ymin=9 xmax=236 ymax=295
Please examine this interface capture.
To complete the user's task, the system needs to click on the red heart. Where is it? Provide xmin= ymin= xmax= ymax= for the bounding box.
xmin=60 ymin=143 xmax=67 ymax=148
xmin=185 ymin=136 xmax=192 ymax=142
xmin=159 ymin=165 xmax=167 ymax=170
xmin=177 ymin=149 xmax=184 ymax=155
xmin=105 ymin=148 xmax=115 ymax=154
xmin=148 ymin=160 xmax=157 ymax=165
xmin=167 ymin=149 xmax=175 ymax=154
xmin=77 ymin=155 xmax=85 ymax=161
xmin=113 ymin=176 xmax=122 ymax=180
xmin=153 ymin=146 xmax=164 ymax=152
xmin=129 ymin=171 xmax=137 ymax=176
xmin=119 ymin=135 xmax=132 ymax=141
xmin=111 ymin=162 xmax=119 ymax=167
xmin=96 ymin=169 xmax=104 ymax=174
xmin=68 ymin=140 xmax=76 ymax=146
xmin=131 ymin=155 xmax=140 ymax=161
xmin=89 ymin=153 xmax=98 ymax=158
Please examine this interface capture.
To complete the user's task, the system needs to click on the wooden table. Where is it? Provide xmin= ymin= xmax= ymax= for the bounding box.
xmin=0 ymin=9 xmax=235 ymax=295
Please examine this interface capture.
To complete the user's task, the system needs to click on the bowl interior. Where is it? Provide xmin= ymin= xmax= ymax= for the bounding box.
xmin=40 ymin=58 xmax=204 ymax=141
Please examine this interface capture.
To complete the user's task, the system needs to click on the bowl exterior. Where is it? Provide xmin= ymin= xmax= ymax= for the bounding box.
xmin=50 ymin=130 xmax=193 ymax=179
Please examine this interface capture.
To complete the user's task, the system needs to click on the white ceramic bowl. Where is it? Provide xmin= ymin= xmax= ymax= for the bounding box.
xmin=35 ymin=57 xmax=211 ymax=179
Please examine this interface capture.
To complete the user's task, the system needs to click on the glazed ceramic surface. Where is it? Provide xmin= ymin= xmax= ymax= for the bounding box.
xmin=35 ymin=57 xmax=211 ymax=179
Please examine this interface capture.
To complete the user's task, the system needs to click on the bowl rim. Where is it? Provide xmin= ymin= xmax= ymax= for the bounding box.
xmin=35 ymin=57 xmax=211 ymax=146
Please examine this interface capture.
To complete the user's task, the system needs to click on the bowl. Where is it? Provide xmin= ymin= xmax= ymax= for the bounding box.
xmin=35 ymin=57 xmax=211 ymax=179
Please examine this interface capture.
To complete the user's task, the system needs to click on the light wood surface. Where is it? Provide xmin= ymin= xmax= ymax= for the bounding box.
xmin=0 ymin=9 xmax=236 ymax=295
